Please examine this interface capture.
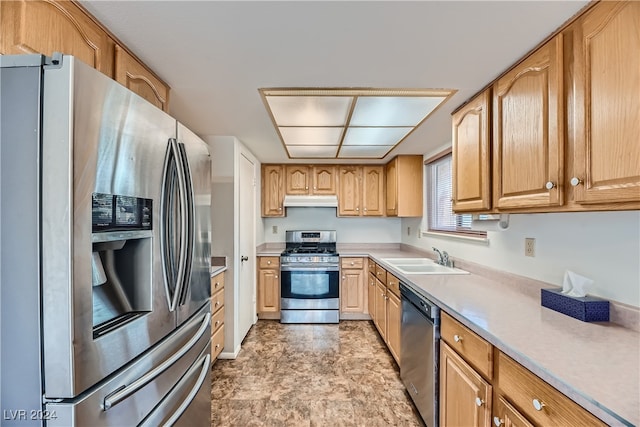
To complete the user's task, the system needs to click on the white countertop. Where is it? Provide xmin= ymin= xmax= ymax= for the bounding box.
xmin=357 ymin=248 xmax=639 ymax=427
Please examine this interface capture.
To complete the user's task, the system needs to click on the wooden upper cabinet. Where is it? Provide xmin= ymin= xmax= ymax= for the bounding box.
xmin=338 ymin=166 xmax=361 ymax=216
xmin=362 ymin=166 xmax=384 ymax=216
xmin=493 ymin=34 xmax=564 ymax=210
xmin=1 ymin=0 xmax=115 ymax=76
xmin=114 ymin=45 xmax=170 ymax=112
xmin=261 ymin=165 xmax=285 ymax=217
xmin=285 ymin=165 xmax=336 ymax=195
xmin=569 ymin=0 xmax=640 ymax=205
xmin=386 ymin=155 xmax=423 ymax=217
xmin=452 ymin=90 xmax=492 ymax=212
xmin=312 ymin=165 xmax=336 ymax=195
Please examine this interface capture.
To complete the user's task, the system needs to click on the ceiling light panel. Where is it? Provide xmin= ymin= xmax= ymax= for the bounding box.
xmin=338 ymin=145 xmax=395 ymax=158
xmin=287 ymin=145 xmax=339 ymax=158
xmin=279 ymin=127 xmax=343 ymax=146
xmin=266 ymin=96 xmax=352 ymax=126
xmin=350 ymin=96 xmax=446 ymax=127
xmin=343 ymin=127 xmax=413 ymax=146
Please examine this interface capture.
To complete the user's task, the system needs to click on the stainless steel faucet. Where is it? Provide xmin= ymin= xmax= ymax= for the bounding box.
xmin=433 ymin=247 xmax=453 ymax=267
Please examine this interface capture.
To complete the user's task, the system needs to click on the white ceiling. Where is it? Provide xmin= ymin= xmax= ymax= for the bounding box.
xmin=80 ymin=0 xmax=589 ymax=164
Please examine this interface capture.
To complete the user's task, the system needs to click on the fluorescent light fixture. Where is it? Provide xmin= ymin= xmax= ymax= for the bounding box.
xmin=260 ymin=88 xmax=456 ymax=159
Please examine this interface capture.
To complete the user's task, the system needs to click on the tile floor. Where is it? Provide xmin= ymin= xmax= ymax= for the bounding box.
xmin=211 ymin=320 xmax=425 ymax=426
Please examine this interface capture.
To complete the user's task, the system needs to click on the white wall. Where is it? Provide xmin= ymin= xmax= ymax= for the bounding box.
xmin=402 ymin=211 xmax=640 ymax=307
xmin=263 ymin=208 xmax=401 ymax=243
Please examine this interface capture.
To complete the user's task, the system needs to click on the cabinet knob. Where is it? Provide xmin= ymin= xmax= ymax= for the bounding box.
xmin=278 ymin=207 xmax=282 ymax=211
xmin=454 ymin=334 xmax=463 ymax=343
xmin=275 ymin=275 xmax=279 ymax=279
xmin=267 ymin=260 xmax=271 ymax=265
xmin=570 ymin=177 xmax=583 ymax=187
xmin=214 ymin=320 xmax=220 ymax=327
xmin=350 ymin=262 xmax=354 ymax=266
xmin=305 ymin=186 xmax=308 ymax=190
xmin=493 ymin=416 xmax=504 ymax=426
xmin=532 ymin=399 xmax=545 ymax=411
xmin=545 ymin=181 xmax=556 ymax=190
xmin=475 ymin=397 xmax=484 ymax=407
xmin=314 ymin=186 xmax=317 ymax=190
xmin=356 ymin=207 xmax=359 ymax=211
xmin=342 ymin=276 xmax=346 ymax=279
xmin=215 ymin=301 xmax=220 ymax=307
xmin=214 ymin=282 xmax=220 ymax=288
xmin=215 ymin=344 xmax=220 ymax=349
xmin=364 ymin=207 xmax=367 ymax=211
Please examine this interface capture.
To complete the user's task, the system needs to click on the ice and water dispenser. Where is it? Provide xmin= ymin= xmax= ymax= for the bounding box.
xmin=91 ymin=193 xmax=153 ymax=337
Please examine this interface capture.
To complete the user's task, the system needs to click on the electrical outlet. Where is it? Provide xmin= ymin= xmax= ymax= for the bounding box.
xmin=525 ymin=238 xmax=535 ymax=257
xmin=272 ymin=225 xmax=278 ymax=234
xmin=407 ymin=226 xmax=411 ymax=236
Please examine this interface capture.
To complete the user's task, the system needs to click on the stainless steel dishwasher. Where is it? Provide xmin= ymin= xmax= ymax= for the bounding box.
xmin=400 ymin=282 xmax=440 ymax=427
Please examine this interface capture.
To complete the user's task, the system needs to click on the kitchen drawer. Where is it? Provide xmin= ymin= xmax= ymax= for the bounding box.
xmin=211 ymin=272 xmax=225 ymax=293
xmin=386 ymin=273 xmax=400 ymax=297
xmin=259 ymin=256 xmax=280 ymax=269
xmin=212 ymin=305 xmax=225 ymax=332
xmin=341 ymin=257 xmax=364 ymax=269
xmin=494 ymin=395 xmax=534 ymax=427
xmin=497 ymin=351 xmax=605 ymax=427
xmin=368 ymin=258 xmax=377 ymax=275
xmin=211 ymin=324 xmax=224 ymax=360
xmin=441 ymin=311 xmax=492 ymax=379
xmin=375 ymin=264 xmax=387 ymax=285
xmin=211 ymin=287 xmax=224 ymax=314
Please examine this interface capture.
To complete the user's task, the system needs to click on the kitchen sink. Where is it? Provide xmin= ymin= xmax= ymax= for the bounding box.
xmin=381 ymin=258 xmax=469 ymax=275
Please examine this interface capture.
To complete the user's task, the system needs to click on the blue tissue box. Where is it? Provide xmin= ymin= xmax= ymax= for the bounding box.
xmin=541 ymin=288 xmax=609 ymax=322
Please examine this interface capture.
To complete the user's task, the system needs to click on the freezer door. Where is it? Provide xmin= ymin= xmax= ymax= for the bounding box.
xmin=41 ymin=56 xmax=178 ymax=398
xmin=175 ymin=122 xmax=212 ymax=325
xmin=46 ymin=303 xmax=211 ymax=427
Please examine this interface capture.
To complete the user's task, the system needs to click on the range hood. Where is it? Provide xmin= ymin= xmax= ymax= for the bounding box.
xmin=282 ymin=195 xmax=339 ymax=208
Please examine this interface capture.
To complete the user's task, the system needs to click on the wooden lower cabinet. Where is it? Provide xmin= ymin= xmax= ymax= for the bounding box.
xmin=257 ymin=256 xmax=280 ymax=318
xmin=493 ymin=395 xmax=533 ymax=427
xmin=386 ymin=290 xmax=401 ymax=363
xmin=340 ymin=257 xmax=367 ymax=316
xmin=440 ymin=341 xmax=492 ymax=427
xmin=367 ymin=271 xmax=376 ymax=318
xmin=368 ymin=261 xmax=401 ymax=365
xmin=374 ymin=278 xmax=387 ymax=341
xmin=210 ymin=271 xmax=225 ymax=360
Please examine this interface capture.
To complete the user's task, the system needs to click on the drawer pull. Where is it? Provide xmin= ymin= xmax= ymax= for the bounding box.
xmin=214 ymin=282 xmax=220 ymax=288
xmin=532 ymin=399 xmax=545 ymax=411
xmin=454 ymin=334 xmax=463 ymax=343
xmin=215 ymin=344 xmax=220 ymax=349
xmin=267 ymin=260 xmax=271 ymax=265
xmin=214 ymin=320 xmax=220 ymax=327
xmin=493 ymin=416 xmax=504 ymax=426
xmin=215 ymin=301 xmax=220 ymax=307
xmin=475 ymin=397 xmax=484 ymax=407
xmin=350 ymin=261 xmax=354 ymax=266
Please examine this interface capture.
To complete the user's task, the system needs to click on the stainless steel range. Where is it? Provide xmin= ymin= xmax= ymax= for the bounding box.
xmin=280 ymin=231 xmax=340 ymax=323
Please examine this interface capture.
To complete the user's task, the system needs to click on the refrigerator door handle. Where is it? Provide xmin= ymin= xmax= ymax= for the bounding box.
xmin=160 ymin=138 xmax=189 ymax=311
xmin=101 ymin=311 xmax=211 ymax=411
xmin=177 ymin=142 xmax=195 ymax=306
xmin=140 ymin=352 xmax=211 ymax=427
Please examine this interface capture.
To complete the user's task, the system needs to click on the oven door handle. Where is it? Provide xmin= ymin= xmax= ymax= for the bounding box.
xmin=280 ymin=266 xmax=340 ymax=272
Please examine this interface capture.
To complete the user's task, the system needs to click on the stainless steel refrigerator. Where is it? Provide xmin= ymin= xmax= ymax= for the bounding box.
xmin=0 ymin=54 xmax=212 ymax=426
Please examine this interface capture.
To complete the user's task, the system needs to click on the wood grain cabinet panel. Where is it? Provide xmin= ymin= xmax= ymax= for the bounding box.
xmin=340 ymin=259 xmax=366 ymax=314
xmin=440 ymin=341 xmax=492 ymax=427
xmin=337 ymin=166 xmax=361 ymax=216
xmin=493 ymin=34 xmax=564 ymax=210
xmin=261 ymin=165 xmax=285 ymax=217
xmin=569 ymin=0 xmax=640 ymax=205
xmin=441 ymin=311 xmax=493 ymax=380
xmin=367 ymin=271 xmax=376 ymax=319
xmin=385 ymin=155 xmax=423 ymax=217
xmin=452 ymin=89 xmax=492 ymax=212
xmin=114 ymin=45 xmax=169 ymax=112
xmin=285 ymin=165 xmax=310 ymax=194
xmin=386 ymin=290 xmax=401 ymax=364
xmin=1 ymin=0 xmax=114 ymax=76
xmin=312 ymin=165 xmax=336 ymax=195
xmin=362 ymin=166 xmax=385 ymax=216
xmin=374 ymin=279 xmax=387 ymax=341
xmin=257 ymin=257 xmax=280 ymax=316
xmin=493 ymin=395 xmax=534 ymax=427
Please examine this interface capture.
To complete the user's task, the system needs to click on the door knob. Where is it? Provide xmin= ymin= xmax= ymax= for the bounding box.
xmin=241 ymin=256 xmax=248 ymax=262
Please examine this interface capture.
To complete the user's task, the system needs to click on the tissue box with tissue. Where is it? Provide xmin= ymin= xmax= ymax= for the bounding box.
xmin=540 ymin=271 xmax=609 ymax=322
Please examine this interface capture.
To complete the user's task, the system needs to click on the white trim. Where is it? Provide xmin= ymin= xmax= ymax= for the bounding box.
xmin=217 ymin=344 xmax=242 ymax=360
xmin=421 ymin=230 xmax=490 ymax=245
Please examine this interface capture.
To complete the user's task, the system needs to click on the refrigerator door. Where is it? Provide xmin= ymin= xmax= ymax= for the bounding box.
xmin=175 ymin=122 xmax=212 ymax=325
xmin=41 ymin=56 xmax=178 ymax=398
xmin=46 ymin=303 xmax=211 ymax=427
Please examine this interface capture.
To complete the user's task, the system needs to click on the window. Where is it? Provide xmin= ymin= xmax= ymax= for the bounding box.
xmin=426 ymin=153 xmax=486 ymax=237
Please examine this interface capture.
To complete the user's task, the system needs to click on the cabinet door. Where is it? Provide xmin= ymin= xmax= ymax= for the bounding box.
xmin=340 ymin=269 xmax=365 ymax=313
xmin=493 ymin=395 xmax=534 ymax=427
xmin=312 ymin=165 xmax=336 ymax=195
xmin=374 ymin=279 xmax=387 ymax=340
xmin=114 ymin=45 xmax=169 ymax=112
xmin=285 ymin=165 xmax=310 ymax=195
xmin=1 ymin=0 xmax=114 ymax=76
xmin=452 ymin=90 xmax=492 ymax=212
xmin=338 ymin=166 xmax=361 ymax=216
xmin=440 ymin=341 xmax=492 ymax=427
xmin=367 ymin=273 xmax=376 ymax=317
xmin=386 ymin=290 xmax=401 ymax=364
xmin=570 ymin=1 xmax=640 ymax=204
xmin=362 ymin=166 xmax=385 ymax=216
xmin=261 ymin=165 xmax=285 ymax=217
xmin=493 ymin=34 xmax=564 ymax=210
xmin=385 ymin=159 xmax=398 ymax=216
xmin=258 ymin=269 xmax=279 ymax=313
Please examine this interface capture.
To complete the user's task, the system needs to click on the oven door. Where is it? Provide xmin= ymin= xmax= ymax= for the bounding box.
xmin=280 ymin=266 xmax=339 ymax=300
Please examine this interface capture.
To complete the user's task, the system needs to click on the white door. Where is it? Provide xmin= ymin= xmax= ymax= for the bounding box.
xmin=238 ymin=152 xmax=256 ymax=341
